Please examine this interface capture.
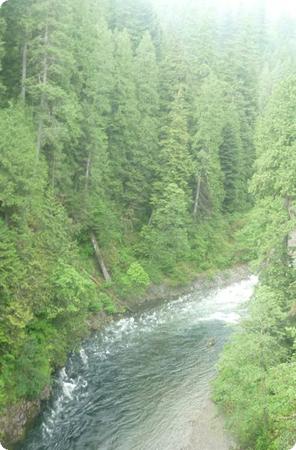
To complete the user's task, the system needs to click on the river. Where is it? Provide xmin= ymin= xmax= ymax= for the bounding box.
xmin=18 ymin=274 xmax=257 ymax=450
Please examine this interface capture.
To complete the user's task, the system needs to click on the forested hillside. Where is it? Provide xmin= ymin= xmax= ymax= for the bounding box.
xmin=214 ymin=75 xmax=296 ymax=449
xmin=0 ymin=0 xmax=295 ymax=447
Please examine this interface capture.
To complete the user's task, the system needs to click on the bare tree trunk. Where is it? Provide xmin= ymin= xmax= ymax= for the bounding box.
xmin=51 ymin=153 xmax=56 ymax=189
xmin=285 ymin=196 xmax=296 ymax=265
xmin=36 ymin=22 xmax=49 ymax=161
xmin=148 ymin=210 xmax=153 ymax=226
xmin=21 ymin=40 xmax=28 ymax=101
xmin=36 ymin=118 xmax=43 ymax=161
xmin=42 ymin=23 xmax=49 ymax=86
xmin=91 ymin=233 xmax=111 ymax=282
xmin=193 ymin=176 xmax=201 ymax=217
xmin=85 ymin=154 xmax=91 ymax=191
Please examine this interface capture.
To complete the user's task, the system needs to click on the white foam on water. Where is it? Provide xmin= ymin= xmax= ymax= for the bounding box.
xmin=87 ymin=275 xmax=258 ymax=359
xmin=41 ymin=367 xmax=89 ymax=439
xmin=37 ymin=274 xmax=258 ymax=446
xmin=79 ymin=348 xmax=88 ymax=366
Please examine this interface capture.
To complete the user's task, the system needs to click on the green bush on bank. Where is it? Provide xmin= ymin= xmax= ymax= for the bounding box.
xmin=213 ymin=262 xmax=296 ymax=450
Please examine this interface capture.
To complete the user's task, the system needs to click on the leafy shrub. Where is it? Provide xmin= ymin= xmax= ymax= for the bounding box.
xmin=119 ymin=262 xmax=150 ymax=295
xmin=99 ymin=292 xmax=117 ymax=314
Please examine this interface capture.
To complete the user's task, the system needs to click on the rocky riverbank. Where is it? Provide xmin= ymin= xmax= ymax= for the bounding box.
xmin=0 ymin=386 xmax=51 ymax=448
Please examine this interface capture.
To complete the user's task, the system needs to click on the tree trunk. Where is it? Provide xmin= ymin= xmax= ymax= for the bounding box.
xmin=21 ymin=40 xmax=28 ymax=101
xmin=85 ymin=154 xmax=91 ymax=191
xmin=36 ymin=118 xmax=43 ymax=161
xmin=36 ymin=22 xmax=49 ymax=161
xmin=91 ymin=233 xmax=111 ymax=282
xmin=51 ymin=153 xmax=56 ymax=189
xmin=148 ymin=210 xmax=153 ymax=226
xmin=285 ymin=196 xmax=296 ymax=265
xmin=193 ymin=176 xmax=201 ymax=217
xmin=42 ymin=22 xmax=49 ymax=86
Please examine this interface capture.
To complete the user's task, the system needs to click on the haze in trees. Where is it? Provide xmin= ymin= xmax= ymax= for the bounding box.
xmin=0 ymin=0 xmax=295 ymax=448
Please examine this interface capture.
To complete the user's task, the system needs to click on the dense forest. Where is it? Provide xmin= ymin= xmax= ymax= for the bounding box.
xmin=0 ymin=0 xmax=295 ymax=448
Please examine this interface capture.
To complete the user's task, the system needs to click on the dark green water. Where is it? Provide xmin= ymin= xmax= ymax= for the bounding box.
xmin=18 ymin=275 xmax=257 ymax=450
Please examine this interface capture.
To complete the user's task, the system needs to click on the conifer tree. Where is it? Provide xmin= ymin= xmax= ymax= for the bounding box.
xmin=0 ymin=0 xmax=33 ymax=102
xmin=0 ymin=14 xmax=5 ymax=101
xmin=108 ymin=29 xmax=140 ymax=223
xmin=251 ymin=76 xmax=296 ymax=203
xmin=142 ymin=87 xmax=192 ymax=270
xmin=159 ymin=35 xmax=190 ymax=115
xmin=131 ymin=31 xmax=160 ymax=222
xmin=157 ymin=86 xmax=193 ymax=194
xmin=0 ymin=0 xmax=295 ymax=435
xmin=110 ymin=0 xmax=159 ymax=47
xmin=144 ymin=183 xmax=190 ymax=272
xmin=24 ymin=0 xmax=80 ymax=192
xmin=219 ymin=14 xmax=260 ymax=189
xmin=71 ymin=0 xmax=113 ymax=209
xmin=0 ymin=104 xmax=45 ymax=224
xmin=71 ymin=0 xmax=119 ymax=262
xmin=219 ymin=108 xmax=243 ymax=212
xmin=191 ymin=73 xmax=225 ymax=216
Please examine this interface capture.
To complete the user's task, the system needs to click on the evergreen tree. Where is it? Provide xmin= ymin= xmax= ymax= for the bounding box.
xmin=110 ymin=0 xmax=160 ymax=47
xmin=219 ymin=107 xmax=244 ymax=212
xmin=0 ymin=0 xmax=33 ymax=102
xmin=218 ymin=13 xmax=261 ymax=193
xmin=108 ymin=29 xmax=140 ymax=224
xmin=142 ymin=87 xmax=192 ymax=271
xmin=251 ymin=76 xmax=296 ymax=203
xmin=191 ymin=73 xmax=225 ymax=216
xmin=71 ymin=0 xmax=113 ymax=212
xmin=157 ymin=86 xmax=193 ymax=194
xmin=0 ymin=14 xmax=5 ymax=101
xmin=24 ymin=0 xmax=80 ymax=193
xmin=214 ymin=75 xmax=296 ymax=450
xmin=0 ymin=104 xmax=45 ymax=224
xmin=132 ymin=31 xmax=160 ymax=222
xmin=141 ymin=183 xmax=190 ymax=273
xmin=159 ymin=35 xmax=190 ymax=115
xmin=0 ymin=1 xmax=295 ymax=441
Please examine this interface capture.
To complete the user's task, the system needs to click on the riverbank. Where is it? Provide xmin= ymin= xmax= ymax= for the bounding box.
xmin=128 ymin=264 xmax=250 ymax=311
xmin=188 ymin=398 xmax=235 ymax=450
xmin=1 ymin=265 xmax=250 ymax=448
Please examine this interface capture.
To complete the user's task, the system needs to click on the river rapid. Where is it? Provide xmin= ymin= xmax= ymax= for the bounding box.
xmin=18 ymin=274 xmax=258 ymax=450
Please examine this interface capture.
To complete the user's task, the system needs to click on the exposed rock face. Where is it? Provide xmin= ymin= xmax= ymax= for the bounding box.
xmin=0 ymin=386 xmax=51 ymax=448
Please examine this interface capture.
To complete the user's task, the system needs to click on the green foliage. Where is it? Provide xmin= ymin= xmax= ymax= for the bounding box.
xmin=51 ymin=262 xmax=94 ymax=317
xmin=188 ymin=215 xmax=233 ymax=270
xmin=0 ymin=15 xmax=5 ymax=101
xmin=13 ymin=338 xmax=51 ymax=399
xmin=192 ymin=73 xmax=225 ymax=213
xmin=251 ymin=76 xmax=296 ymax=200
xmin=0 ymin=3 xmax=294 ymax=446
xmin=0 ymin=104 xmax=45 ymax=219
xmin=141 ymin=183 xmax=191 ymax=273
xmin=100 ymin=293 xmax=118 ymax=315
xmin=119 ymin=262 xmax=150 ymax=296
xmin=214 ymin=75 xmax=296 ymax=450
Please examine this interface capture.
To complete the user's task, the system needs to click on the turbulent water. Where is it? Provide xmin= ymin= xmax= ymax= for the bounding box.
xmin=19 ymin=275 xmax=257 ymax=450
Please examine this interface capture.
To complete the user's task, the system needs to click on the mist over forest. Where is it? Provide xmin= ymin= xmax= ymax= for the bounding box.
xmin=0 ymin=0 xmax=295 ymax=449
